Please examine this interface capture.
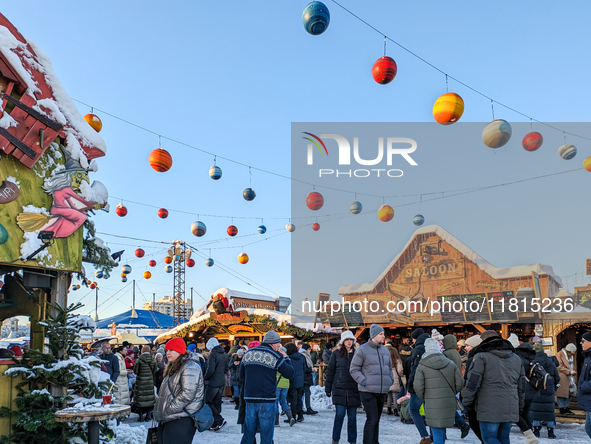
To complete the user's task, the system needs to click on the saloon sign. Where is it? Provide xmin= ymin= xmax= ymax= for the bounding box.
xmin=403 ymin=259 xmax=464 ymax=282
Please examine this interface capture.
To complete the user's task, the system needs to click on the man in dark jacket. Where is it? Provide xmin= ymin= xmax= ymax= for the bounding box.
xmin=204 ymin=337 xmax=229 ymax=431
xmin=462 ymin=331 xmax=525 ymax=444
xmin=286 ymin=342 xmax=307 ymax=423
xmin=100 ymin=342 xmax=120 ymax=383
xmin=530 ymin=343 xmax=560 ymax=439
xmin=240 ymin=331 xmax=294 ymax=444
xmin=407 ymin=329 xmax=431 ymax=444
xmin=300 ymin=343 xmax=318 ymax=415
xmin=515 ymin=342 xmax=540 ymax=444
xmin=578 ymin=331 xmax=591 ymax=439
xmin=350 ymin=324 xmax=393 ymax=444
xmin=399 ymin=337 xmax=413 ymax=380
xmin=443 ymin=334 xmax=470 ymax=439
xmin=323 ymin=343 xmax=333 ymax=364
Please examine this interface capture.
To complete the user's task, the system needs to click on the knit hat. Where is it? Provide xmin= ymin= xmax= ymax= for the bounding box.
xmin=465 ymin=335 xmax=482 ymax=348
xmin=248 ymin=340 xmax=261 ymax=349
xmin=565 ymin=343 xmax=577 ymax=352
xmin=369 ymin=324 xmax=384 ymax=339
xmin=8 ymin=345 xmax=22 ymax=357
xmin=411 ymin=328 xmax=425 ymax=339
xmin=424 ymin=338 xmax=442 ymax=354
xmin=583 ymin=332 xmax=591 ymax=342
xmin=431 ymin=329 xmax=443 ymax=341
xmin=532 ymin=335 xmax=542 ymax=343
xmin=533 ymin=343 xmax=544 ymax=353
xmin=341 ymin=330 xmax=356 ymax=342
xmin=457 ymin=339 xmax=466 ymax=347
xmin=480 ymin=330 xmax=499 ymax=341
xmin=187 ymin=343 xmax=197 ymax=353
xmin=165 ymin=337 xmax=187 ymax=355
xmin=508 ymin=333 xmax=520 ymax=348
xmin=206 ymin=337 xmax=219 ymax=351
xmin=262 ymin=330 xmax=281 ymax=344
xmin=302 ymin=343 xmax=311 ymax=350
xmin=237 ymin=348 xmax=245 ymax=356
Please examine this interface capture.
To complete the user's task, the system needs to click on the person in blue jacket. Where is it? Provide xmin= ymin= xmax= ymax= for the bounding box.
xmin=578 ymin=331 xmax=591 ymax=439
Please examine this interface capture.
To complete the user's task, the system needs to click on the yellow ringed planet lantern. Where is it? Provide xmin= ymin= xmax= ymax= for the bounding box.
xmin=83 ymin=113 xmax=102 ymax=132
xmin=378 ymin=204 xmax=394 ymax=222
xmin=238 ymin=252 xmax=249 ymax=264
xmin=432 ymin=93 xmax=464 ymax=125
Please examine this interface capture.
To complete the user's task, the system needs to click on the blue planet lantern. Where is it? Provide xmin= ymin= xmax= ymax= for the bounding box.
xmin=95 ymin=270 xmax=103 ymax=279
xmin=173 ymin=254 xmax=181 ymax=261
xmin=413 ymin=214 xmax=425 ymax=226
xmin=350 ymin=201 xmax=362 ymax=215
xmin=122 ymin=265 xmax=132 ymax=274
xmin=558 ymin=144 xmax=577 ymax=160
xmin=209 ymin=165 xmax=222 ymax=180
xmin=302 ymin=1 xmax=330 ymax=36
xmin=257 ymin=225 xmax=267 ymax=234
xmin=205 ymin=258 xmax=214 ymax=267
xmin=104 ymin=273 xmax=110 ymax=280
xmin=191 ymin=221 xmax=207 ymax=237
xmin=121 ymin=276 xmax=127 ymax=283
xmin=71 ymin=285 xmax=78 ymax=291
xmin=243 ymin=188 xmax=256 ymax=201
xmin=164 ymin=265 xmax=173 ymax=273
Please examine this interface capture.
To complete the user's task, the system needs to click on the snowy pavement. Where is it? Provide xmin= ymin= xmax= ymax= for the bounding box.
xmin=112 ymin=388 xmax=590 ymax=444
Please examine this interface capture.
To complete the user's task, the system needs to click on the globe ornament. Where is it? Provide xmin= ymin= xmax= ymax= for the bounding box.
xmin=372 ymin=56 xmax=397 ymax=85
xmin=238 ymin=252 xmax=249 ymax=264
xmin=227 ymin=225 xmax=238 ymax=237
xmin=121 ymin=276 xmax=128 ymax=283
xmin=378 ymin=204 xmax=394 ymax=222
xmin=90 ymin=283 xmax=96 ymax=290
xmin=302 ymin=1 xmax=330 ymax=36
xmin=186 ymin=259 xmax=195 ymax=267
xmin=94 ymin=270 xmax=103 ymax=279
xmin=306 ymin=191 xmax=324 ymax=210
xmin=158 ymin=208 xmax=169 ymax=219
xmin=143 ymin=271 xmax=152 ymax=279
xmin=209 ymin=165 xmax=222 ymax=180
xmin=149 ymin=148 xmax=173 ymax=172
xmin=257 ymin=225 xmax=267 ymax=234
xmin=243 ymin=188 xmax=256 ymax=201
xmin=584 ymin=156 xmax=591 ymax=172
xmin=350 ymin=201 xmax=362 ymax=215
xmin=432 ymin=93 xmax=464 ymax=125
xmin=71 ymin=285 xmax=78 ymax=291
xmin=164 ymin=265 xmax=173 ymax=273
xmin=205 ymin=258 xmax=214 ymax=267
xmin=135 ymin=248 xmax=145 ymax=258
xmin=120 ymin=273 xmax=127 ymax=278
xmin=312 ymin=223 xmax=320 ymax=231
xmin=482 ymin=120 xmax=512 ymax=148
xmin=191 ymin=221 xmax=207 ymax=237
xmin=149 ymin=260 xmax=157 ymax=267
xmin=286 ymin=223 xmax=296 ymax=232
xmin=558 ymin=144 xmax=577 ymax=160
xmin=116 ymin=203 xmax=127 ymax=217
xmin=84 ymin=113 xmax=102 ymax=132
xmin=122 ymin=265 xmax=132 ymax=274
xmin=413 ymin=214 xmax=425 ymax=226
xmin=173 ymin=254 xmax=181 ymax=262
xmin=164 ymin=256 xmax=172 ymax=264
xmin=522 ymin=132 xmax=543 ymax=152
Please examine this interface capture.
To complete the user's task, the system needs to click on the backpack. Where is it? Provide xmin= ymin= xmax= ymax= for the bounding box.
xmin=527 ymin=361 xmax=552 ymax=391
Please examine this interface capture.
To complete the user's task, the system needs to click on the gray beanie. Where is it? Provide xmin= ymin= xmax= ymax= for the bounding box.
xmin=370 ymin=324 xmax=384 ymax=339
xmin=262 ymin=330 xmax=281 ymax=344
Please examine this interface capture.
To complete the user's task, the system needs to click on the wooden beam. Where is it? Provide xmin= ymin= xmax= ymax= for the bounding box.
xmin=473 ymin=324 xmax=486 ymax=333
xmin=354 ymin=327 xmax=367 ymax=339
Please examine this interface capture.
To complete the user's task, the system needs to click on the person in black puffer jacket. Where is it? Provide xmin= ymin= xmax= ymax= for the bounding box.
xmin=325 ymin=330 xmax=361 ymax=444
xmin=204 ymin=337 xmax=229 ymax=431
xmin=286 ymin=343 xmax=307 ymax=422
xmin=514 ymin=342 xmax=539 ymax=444
xmin=530 ymin=343 xmax=560 ymax=439
xmin=578 ymin=331 xmax=591 ymax=439
xmin=407 ymin=329 xmax=431 ymax=443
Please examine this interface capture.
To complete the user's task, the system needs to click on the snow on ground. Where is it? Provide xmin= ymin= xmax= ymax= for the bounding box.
xmin=112 ymin=388 xmax=590 ymax=444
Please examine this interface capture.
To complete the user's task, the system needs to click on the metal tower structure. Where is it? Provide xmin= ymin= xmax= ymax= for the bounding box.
xmin=172 ymin=240 xmax=187 ymax=326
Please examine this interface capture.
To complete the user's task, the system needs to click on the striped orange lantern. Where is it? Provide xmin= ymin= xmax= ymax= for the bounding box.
xmin=306 ymin=191 xmax=324 ymax=210
xmin=164 ymin=256 xmax=172 ymax=264
xmin=584 ymin=156 xmax=591 ymax=172
xmin=143 ymin=271 xmax=152 ymax=279
xmin=83 ymin=113 xmax=103 ymax=132
xmin=522 ymin=132 xmax=543 ymax=152
xmin=372 ymin=56 xmax=397 ymax=84
xmin=377 ymin=204 xmax=394 ymax=222
xmin=149 ymin=148 xmax=173 ymax=172
xmin=238 ymin=252 xmax=249 ymax=264
xmin=432 ymin=93 xmax=464 ymax=125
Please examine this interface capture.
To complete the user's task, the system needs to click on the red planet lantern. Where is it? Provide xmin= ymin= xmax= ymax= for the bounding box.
xmin=90 ymin=283 xmax=97 ymax=289
xmin=372 ymin=56 xmax=397 ymax=85
xmin=186 ymin=259 xmax=195 ymax=267
xmin=116 ymin=203 xmax=127 ymax=217
xmin=522 ymin=132 xmax=543 ymax=152
xmin=149 ymin=148 xmax=173 ymax=172
xmin=158 ymin=208 xmax=169 ymax=219
xmin=312 ymin=223 xmax=320 ymax=231
xmin=164 ymin=256 xmax=173 ymax=264
xmin=149 ymin=260 xmax=157 ymax=267
xmin=227 ymin=225 xmax=238 ymax=237
xmin=306 ymin=191 xmax=324 ymax=210
xmin=135 ymin=248 xmax=145 ymax=258
xmin=83 ymin=113 xmax=103 ymax=132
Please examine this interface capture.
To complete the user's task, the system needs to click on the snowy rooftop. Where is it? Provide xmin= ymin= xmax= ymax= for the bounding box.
xmin=213 ymin=287 xmax=283 ymax=303
xmin=339 ymin=225 xmax=562 ymax=295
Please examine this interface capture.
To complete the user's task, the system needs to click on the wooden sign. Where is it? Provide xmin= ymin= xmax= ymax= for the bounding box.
xmin=403 ymin=259 xmax=464 ymax=283
xmin=587 ymin=259 xmax=591 ymax=276
xmin=461 ymin=293 xmax=490 ymax=323
xmin=578 ymin=289 xmax=591 ymax=309
xmin=437 ymin=279 xmax=465 ymax=294
xmin=233 ymin=297 xmax=275 ymax=311
xmin=476 ymin=281 xmax=508 ymax=291
xmin=0 ymin=180 xmax=19 ymax=204
xmin=343 ymin=304 xmax=364 ymax=327
xmin=388 ymin=282 xmax=411 ymax=296
xmin=327 ymin=309 xmax=347 ymax=328
xmin=210 ymin=310 xmax=247 ymax=325
xmin=227 ymin=324 xmax=255 ymax=333
xmin=489 ymin=291 xmax=518 ymax=321
xmin=440 ymin=294 xmax=465 ymax=323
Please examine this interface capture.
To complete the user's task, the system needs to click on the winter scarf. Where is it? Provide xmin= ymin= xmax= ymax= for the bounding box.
xmin=563 ymin=349 xmax=577 ymax=397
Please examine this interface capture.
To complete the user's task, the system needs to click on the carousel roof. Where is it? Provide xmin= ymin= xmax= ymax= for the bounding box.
xmin=95 ymin=309 xmax=187 ymax=329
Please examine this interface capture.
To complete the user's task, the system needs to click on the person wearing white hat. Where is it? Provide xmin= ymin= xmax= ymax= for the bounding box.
xmin=556 ymin=343 xmax=578 ymax=414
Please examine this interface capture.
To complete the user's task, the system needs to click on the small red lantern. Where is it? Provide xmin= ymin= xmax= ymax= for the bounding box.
xmin=158 ymin=208 xmax=169 ymax=219
xmin=90 ymin=283 xmax=97 ymax=289
xmin=149 ymin=260 xmax=157 ymax=267
xmin=306 ymin=192 xmax=324 ymax=210
xmin=164 ymin=256 xmax=172 ymax=264
xmin=312 ymin=223 xmax=320 ymax=231
xmin=227 ymin=225 xmax=238 ymax=237
xmin=372 ymin=56 xmax=397 ymax=84
xmin=135 ymin=248 xmax=145 ymax=258
xmin=522 ymin=132 xmax=544 ymax=152
xmin=149 ymin=148 xmax=173 ymax=172
xmin=116 ymin=203 xmax=128 ymax=217
xmin=186 ymin=258 xmax=195 ymax=267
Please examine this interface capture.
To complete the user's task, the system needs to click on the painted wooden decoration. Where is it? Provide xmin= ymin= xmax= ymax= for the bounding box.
xmin=558 ymin=144 xmax=577 ymax=160
xmin=149 ymin=260 xmax=157 ymax=267
xmin=135 ymin=248 xmax=145 ymax=258
xmin=116 ymin=203 xmax=128 ymax=217
xmin=302 ymin=1 xmax=330 ymax=35
xmin=164 ymin=265 xmax=173 ymax=273
xmin=209 ymin=165 xmax=222 ymax=180
xmin=164 ymin=256 xmax=172 ymax=264
xmin=0 ymin=180 xmax=19 ymax=204
xmin=0 ymin=223 xmax=7 ymax=245
xmin=83 ymin=113 xmax=103 ymax=132
xmin=482 ymin=120 xmax=512 ymax=148
xmin=122 ymin=265 xmax=132 ymax=274
xmin=432 ymin=93 xmax=464 ymax=125
xmin=238 ymin=252 xmax=249 ymax=264
xmin=149 ymin=148 xmax=173 ymax=172
xmin=158 ymin=208 xmax=168 ymax=219
xmin=584 ymin=156 xmax=591 ymax=172
xmin=413 ymin=214 xmax=425 ymax=226
xmin=522 ymin=132 xmax=543 ymax=152
xmin=205 ymin=258 xmax=214 ymax=267
xmin=143 ymin=271 xmax=151 ymax=279
xmin=243 ymin=188 xmax=256 ymax=201
xmin=121 ymin=276 xmax=127 ymax=283
xmin=306 ymin=191 xmax=324 ymax=210
xmin=286 ymin=223 xmax=296 ymax=232
xmin=191 ymin=220 xmax=207 ymax=237
xmin=257 ymin=225 xmax=266 ymax=234
xmin=186 ymin=258 xmax=195 ymax=267
xmin=350 ymin=201 xmax=362 ymax=214
xmin=378 ymin=204 xmax=394 ymax=222
xmin=227 ymin=225 xmax=238 ymax=237
xmin=312 ymin=222 xmax=320 ymax=231
xmin=372 ymin=56 xmax=397 ymax=85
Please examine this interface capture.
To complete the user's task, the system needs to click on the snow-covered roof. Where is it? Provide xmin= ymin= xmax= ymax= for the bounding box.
xmin=213 ymin=287 xmax=281 ymax=303
xmin=339 ymin=224 xmax=562 ymax=295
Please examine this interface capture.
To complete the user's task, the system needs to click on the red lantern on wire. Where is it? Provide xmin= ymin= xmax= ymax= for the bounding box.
xmin=116 ymin=203 xmax=127 ymax=217
xmin=227 ymin=225 xmax=238 ymax=237
xmin=149 ymin=260 xmax=157 ymax=267
xmin=158 ymin=208 xmax=169 ymax=219
xmin=164 ymin=256 xmax=173 ymax=264
xmin=149 ymin=148 xmax=173 ymax=172
xmin=372 ymin=56 xmax=397 ymax=84
xmin=135 ymin=248 xmax=145 ymax=258
xmin=186 ymin=259 xmax=195 ymax=267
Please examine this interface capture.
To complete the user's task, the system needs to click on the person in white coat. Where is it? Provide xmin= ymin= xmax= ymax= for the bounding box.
xmin=114 ymin=346 xmax=131 ymax=405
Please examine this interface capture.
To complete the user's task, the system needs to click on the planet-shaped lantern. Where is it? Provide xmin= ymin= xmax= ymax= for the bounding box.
xmin=302 ymin=1 xmax=330 ymax=35
xmin=243 ymin=188 xmax=256 ymax=201
xmin=558 ymin=144 xmax=577 ymax=160
xmin=116 ymin=203 xmax=128 ymax=217
xmin=94 ymin=270 xmax=103 ymax=279
xmin=350 ymin=201 xmax=362 ymax=215
xmin=90 ymin=283 xmax=96 ymax=289
xmin=238 ymin=252 xmax=249 ymax=264
xmin=71 ymin=284 xmax=78 ymax=291
xmin=135 ymin=248 xmax=145 ymax=258
xmin=164 ymin=256 xmax=172 ymax=264
xmin=121 ymin=276 xmax=128 ymax=283
xmin=191 ymin=221 xmax=207 ymax=237
xmin=205 ymin=258 xmax=214 ymax=267
xmin=286 ymin=223 xmax=296 ymax=232
xmin=149 ymin=148 xmax=173 ymax=172
xmin=227 ymin=225 xmax=238 ymax=237
xmin=158 ymin=208 xmax=169 ymax=219
xmin=482 ymin=120 xmax=512 ymax=148
xmin=122 ymin=265 xmax=132 ymax=274
xmin=143 ymin=271 xmax=152 ymax=279
xmin=372 ymin=56 xmax=397 ymax=85
xmin=103 ymin=274 xmax=109 ymax=280
xmin=149 ymin=260 xmax=157 ymax=267
xmin=173 ymin=254 xmax=181 ymax=262
xmin=312 ymin=223 xmax=320 ymax=231
xmin=186 ymin=258 xmax=195 ymax=267
xmin=120 ymin=273 xmax=127 ymax=278
xmin=209 ymin=165 xmax=222 ymax=180
xmin=432 ymin=93 xmax=464 ymax=125
xmin=378 ymin=204 xmax=394 ymax=222
xmin=522 ymin=132 xmax=543 ymax=152
xmin=83 ymin=113 xmax=103 ymax=132
xmin=164 ymin=265 xmax=173 ymax=273
xmin=584 ymin=156 xmax=591 ymax=172
xmin=257 ymin=225 xmax=266 ymax=234
xmin=306 ymin=191 xmax=324 ymax=210
xmin=413 ymin=214 xmax=425 ymax=226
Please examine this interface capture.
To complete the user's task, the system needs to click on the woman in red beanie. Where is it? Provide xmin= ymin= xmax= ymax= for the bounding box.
xmin=153 ymin=338 xmax=205 ymax=444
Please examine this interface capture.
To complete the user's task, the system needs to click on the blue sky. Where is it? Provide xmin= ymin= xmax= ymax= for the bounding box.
xmin=4 ymin=2 xmax=591 ymax=321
